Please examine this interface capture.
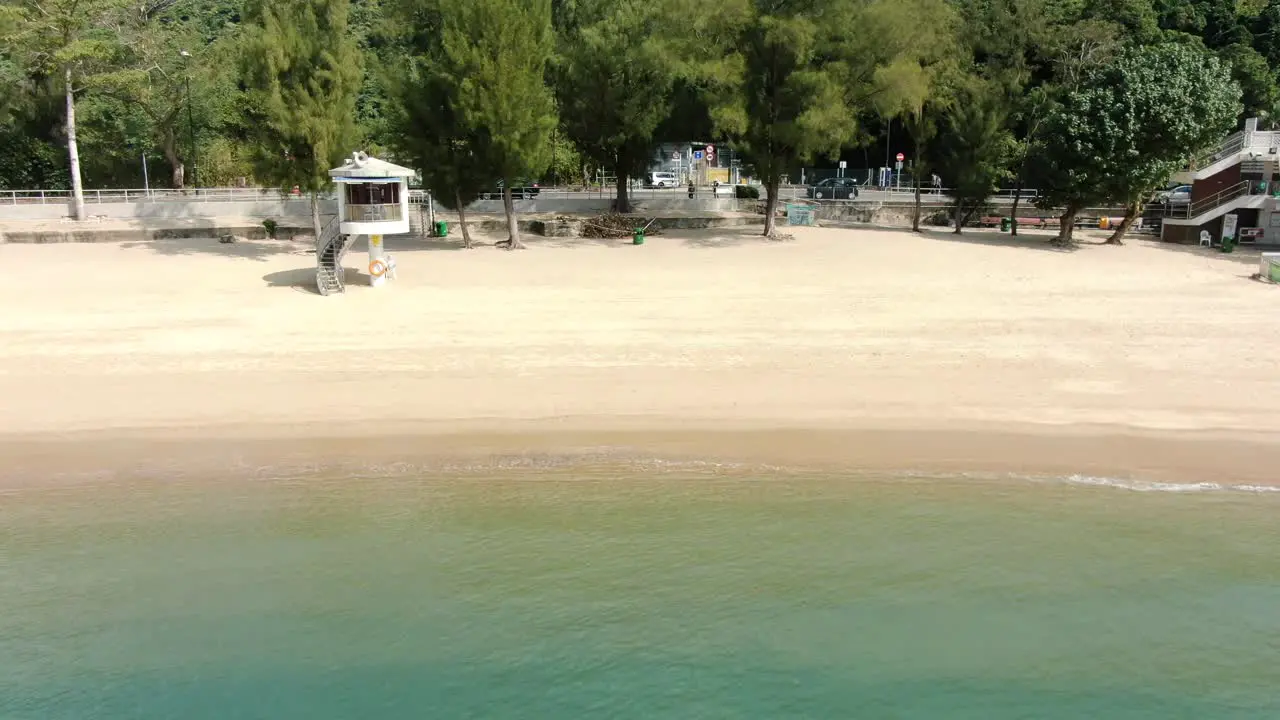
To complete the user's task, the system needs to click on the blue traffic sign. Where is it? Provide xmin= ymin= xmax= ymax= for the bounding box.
xmin=694 ymin=150 xmax=704 ymax=160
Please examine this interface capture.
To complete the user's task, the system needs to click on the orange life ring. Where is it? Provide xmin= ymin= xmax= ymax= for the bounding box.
xmin=369 ymin=259 xmax=389 ymax=277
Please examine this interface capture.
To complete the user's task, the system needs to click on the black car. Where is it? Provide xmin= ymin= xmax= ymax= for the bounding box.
xmin=483 ymin=179 xmax=541 ymax=200
xmin=806 ymin=177 xmax=860 ymax=200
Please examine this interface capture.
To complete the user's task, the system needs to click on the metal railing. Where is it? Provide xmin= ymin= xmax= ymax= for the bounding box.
xmin=1188 ymin=133 xmax=1245 ymax=171
xmin=785 ymin=186 xmax=1038 ymax=203
xmin=2 ymin=187 xmax=324 ymax=205
xmin=343 ymin=203 xmax=403 ymax=222
xmin=1162 ymin=180 xmax=1257 ymax=219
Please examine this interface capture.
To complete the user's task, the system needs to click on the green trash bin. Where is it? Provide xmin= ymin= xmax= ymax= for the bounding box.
xmin=633 ymin=227 xmax=645 ymax=245
xmin=433 ymin=220 xmax=448 ymax=237
xmin=1000 ymin=217 xmax=1011 ymax=233
xmin=1221 ymin=236 xmax=1235 ymax=253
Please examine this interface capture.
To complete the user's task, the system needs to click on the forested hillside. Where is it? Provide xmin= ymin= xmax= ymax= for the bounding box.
xmin=0 ymin=0 xmax=1263 ymax=237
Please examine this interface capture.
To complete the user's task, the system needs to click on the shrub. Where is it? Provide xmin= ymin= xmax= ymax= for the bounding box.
xmin=263 ymin=219 xmax=278 ymax=238
xmin=734 ymin=184 xmax=760 ymax=199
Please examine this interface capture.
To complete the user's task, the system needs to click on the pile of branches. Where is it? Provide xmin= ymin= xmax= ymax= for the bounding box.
xmin=580 ymin=213 xmax=657 ymax=239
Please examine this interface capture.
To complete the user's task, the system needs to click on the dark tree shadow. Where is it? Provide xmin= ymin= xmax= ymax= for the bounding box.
xmin=678 ymin=227 xmax=783 ymax=248
xmin=120 ymin=237 xmax=310 ymax=261
xmin=818 ymin=221 xmax=1082 ymax=252
xmin=1134 ymin=239 xmax=1268 ymax=267
xmin=262 ymin=267 xmax=366 ymax=294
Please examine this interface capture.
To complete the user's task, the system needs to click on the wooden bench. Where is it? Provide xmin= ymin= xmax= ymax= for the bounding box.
xmin=977 ymin=216 xmax=1052 ymax=229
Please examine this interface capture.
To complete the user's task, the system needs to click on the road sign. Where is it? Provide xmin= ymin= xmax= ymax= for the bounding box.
xmin=839 ymin=161 xmax=847 ymax=169
xmin=694 ymin=150 xmax=704 ymax=160
xmin=705 ymin=145 xmax=715 ymax=154
xmin=672 ymin=152 xmax=680 ymax=160
xmin=895 ymin=161 xmax=903 ymax=171
xmin=895 ymin=152 xmax=905 ymax=162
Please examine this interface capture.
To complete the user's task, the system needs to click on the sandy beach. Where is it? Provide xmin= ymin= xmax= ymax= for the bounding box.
xmin=3 ymin=225 xmax=1279 ymax=484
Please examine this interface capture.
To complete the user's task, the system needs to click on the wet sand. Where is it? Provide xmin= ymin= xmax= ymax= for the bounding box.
xmin=2 ymin=226 xmax=1278 ymax=484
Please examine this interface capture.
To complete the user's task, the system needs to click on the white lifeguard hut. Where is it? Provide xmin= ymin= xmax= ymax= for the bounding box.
xmin=316 ymin=152 xmax=415 ymax=294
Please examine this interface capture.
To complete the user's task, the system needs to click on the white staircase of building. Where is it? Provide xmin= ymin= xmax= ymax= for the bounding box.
xmin=314 ymin=216 xmax=347 ymax=296
xmin=1162 ymin=181 xmax=1271 ymax=226
xmin=1181 ymin=122 xmax=1280 ymax=181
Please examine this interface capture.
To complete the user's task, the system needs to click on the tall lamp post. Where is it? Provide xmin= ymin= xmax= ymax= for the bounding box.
xmin=179 ymin=50 xmax=198 ymax=190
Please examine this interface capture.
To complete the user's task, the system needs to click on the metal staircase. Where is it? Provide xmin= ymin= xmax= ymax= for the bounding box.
xmin=1162 ymin=180 xmax=1271 ymax=225
xmin=314 ymin=216 xmax=347 ymax=296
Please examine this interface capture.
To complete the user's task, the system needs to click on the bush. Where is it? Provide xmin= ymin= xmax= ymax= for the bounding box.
xmin=262 ymin=219 xmax=278 ymax=238
xmin=734 ymin=184 xmax=760 ymax=199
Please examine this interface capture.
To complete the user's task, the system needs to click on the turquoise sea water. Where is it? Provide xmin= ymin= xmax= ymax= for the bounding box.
xmin=2 ymin=464 xmax=1279 ymax=719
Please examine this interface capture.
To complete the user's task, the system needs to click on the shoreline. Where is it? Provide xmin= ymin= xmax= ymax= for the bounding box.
xmin=4 ymin=419 xmax=1279 ymax=488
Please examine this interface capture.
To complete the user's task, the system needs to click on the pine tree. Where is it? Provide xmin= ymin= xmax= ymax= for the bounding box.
xmin=552 ymin=0 xmax=681 ymax=213
xmin=389 ymin=0 xmax=494 ymax=248
xmin=241 ymin=0 xmax=364 ymax=241
xmin=440 ymin=0 xmax=557 ymax=249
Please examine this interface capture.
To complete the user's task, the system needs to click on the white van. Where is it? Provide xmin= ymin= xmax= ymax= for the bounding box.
xmin=647 ymin=171 xmax=679 ymax=188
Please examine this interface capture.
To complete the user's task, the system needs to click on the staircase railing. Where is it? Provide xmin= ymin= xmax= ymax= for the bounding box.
xmin=1186 ymin=133 xmax=1245 ymax=171
xmin=314 ymin=215 xmax=340 ymax=256
xmin=1164 ymin=181 xmax=1251 ymax=219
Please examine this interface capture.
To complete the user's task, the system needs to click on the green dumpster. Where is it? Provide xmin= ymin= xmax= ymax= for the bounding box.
xmin=433 ymin=220 xmax=448 ymax=237
xmin=1000 ymin=217 xmax=1011 ymax=233
xmin=633 ymin=227 xmax=645 ymax=245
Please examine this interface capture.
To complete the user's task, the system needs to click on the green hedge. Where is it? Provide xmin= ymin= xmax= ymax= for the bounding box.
xmin=734 ymin=185 xmax=760 ymax=199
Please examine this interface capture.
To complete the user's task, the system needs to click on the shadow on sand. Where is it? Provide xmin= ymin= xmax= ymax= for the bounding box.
xmin=263 ymin=267 xmax=370 ymax=294
xmin=120 ymin=237 xmax=311 ymax=261
xmin=1136 ymin=237 xmax=1268 ymax=268
xmin=819 ymin=221 xmax=1082 ymax=253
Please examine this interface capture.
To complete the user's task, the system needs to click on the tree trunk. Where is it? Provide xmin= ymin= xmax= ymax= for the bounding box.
xmin=1010 ymin=174 xmax=1025 ymax=237
xmin=616 ymin=171 xmax=630 ymax=214
xmin=953 ymin=202 xmax=963 ymax=234
xmin=764 ymin=177 xmax=779 ymax=237
xmin=502 ymin=185 xmax=524 ymax=249
xmin=1057 ymin=206 xmax=1078 ymax=244
xmin=455 ymin=190 xmax=474 ymax=249
xmin=310 ymin=192 xmax=322 ymax=244
xmin=65 ymin=67 xmax=85 ymax=221
xmin=1106 ymin=201 xmax=1141 ymax=245
xmin=912 ymin=171 xmax=922 ymax=232
xmin=162 ymin=132 xmax=184 ymax=190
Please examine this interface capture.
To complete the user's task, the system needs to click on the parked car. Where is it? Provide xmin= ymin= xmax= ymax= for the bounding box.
xmin=1157 ymin=184 xmax=1191 ymax=205
xmin=646 ymin=171 xmax=680 ymax=188
xmin=807 ymin=177 xmax=860 ymax=200
xmin=483 ymin=179 xmax=541 ymax=200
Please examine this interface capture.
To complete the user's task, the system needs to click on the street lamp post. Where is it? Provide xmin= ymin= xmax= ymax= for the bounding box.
xmin=179 ymin=50 xmax=198 ymax=190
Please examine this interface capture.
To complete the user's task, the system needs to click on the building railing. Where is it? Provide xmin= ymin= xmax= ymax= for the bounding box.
xmin=1186 ymin=130 xmax=1280 ymax=171
xmin=1163 ymin=180 xmax=1256 ymax=219
xmin=343 ymin=203 xmax=403 ymax=222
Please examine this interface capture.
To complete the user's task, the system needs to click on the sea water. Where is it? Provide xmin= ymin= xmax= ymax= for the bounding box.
xmin=2 ymin=463 xmax=1279 ymax=719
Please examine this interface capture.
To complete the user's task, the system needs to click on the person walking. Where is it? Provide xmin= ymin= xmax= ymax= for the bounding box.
xmin=931 ymin=173 xmax=942 ymax=195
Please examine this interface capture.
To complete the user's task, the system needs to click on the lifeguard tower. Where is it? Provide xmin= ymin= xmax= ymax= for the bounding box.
xmin=316 ymin=152 xmax=415 ymax=295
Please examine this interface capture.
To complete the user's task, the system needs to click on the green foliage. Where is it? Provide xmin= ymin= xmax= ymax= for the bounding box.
xmin=387 ymin=0 xmax=494 ymax=218
xmin=551 ymin=0 xmax=683 ymax=209
xmin=1217 ymin=42 xmax=1279 ymax=116
xmin=933 ymin=78 xmax=1016 ymax=229
xmin=1033 ymin=42 xmax=1241 ymax=232
xmin=441 ymin=0 xmax=556 ymax=186
xmin=710 ymin=0 xmax=956 ymax=234
xmin=240 ymin=0 xmax=364 ymax=193
xmin=734 ymin=184 xmax=760 ymax=199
